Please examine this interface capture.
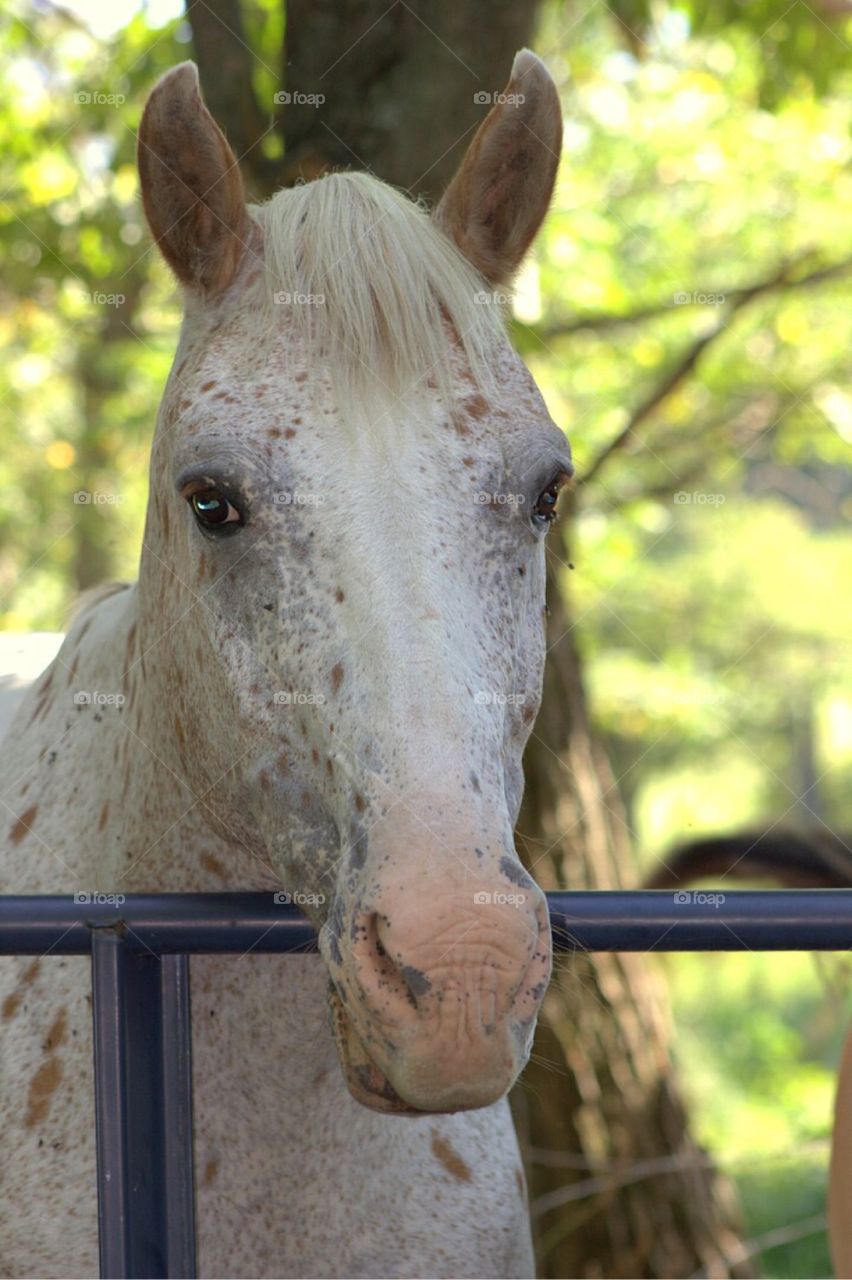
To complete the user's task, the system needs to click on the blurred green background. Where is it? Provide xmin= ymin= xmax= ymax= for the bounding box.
xmin=2 ymin=1 xmax=851 ymax=1274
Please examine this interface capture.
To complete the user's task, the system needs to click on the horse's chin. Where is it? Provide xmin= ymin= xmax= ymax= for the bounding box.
xmin=328 ymin=987 xmax=460 ymax=1116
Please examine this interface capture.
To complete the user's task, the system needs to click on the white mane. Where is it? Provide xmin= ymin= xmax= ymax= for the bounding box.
xmin=251 ymin=172 xmax=505 ymax=414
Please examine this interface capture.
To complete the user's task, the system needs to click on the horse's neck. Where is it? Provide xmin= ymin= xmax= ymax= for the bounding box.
xmin=1 ymin=587 xmax=257 ymax=894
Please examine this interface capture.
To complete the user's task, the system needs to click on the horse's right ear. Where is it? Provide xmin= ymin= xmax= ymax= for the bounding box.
xmin=137 ymin=63 xmax=249 ymax=293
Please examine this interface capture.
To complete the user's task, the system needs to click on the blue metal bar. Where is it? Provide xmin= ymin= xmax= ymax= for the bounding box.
xmin=159 ymin=956 xmax=196 ymax=1278
xmin=91 ymin=933 xmax=196 ymax=1279
xmin=0 ymin=890 xmax=850 ymax=954
xmin=5 ymin=889 xmax=852 ymax=1278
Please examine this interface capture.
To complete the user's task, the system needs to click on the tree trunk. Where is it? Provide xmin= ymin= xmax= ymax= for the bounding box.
xmin=513 ymin=510 xmax=749 ymax=1278
xmin=188 ymin=0 xmax=544 ymax=201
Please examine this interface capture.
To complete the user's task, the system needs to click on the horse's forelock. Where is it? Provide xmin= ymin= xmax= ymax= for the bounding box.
xmin=247 ymin=172 xmax=506 ymax=415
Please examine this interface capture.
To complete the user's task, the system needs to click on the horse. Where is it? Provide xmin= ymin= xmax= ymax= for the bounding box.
xmin=0 ymin=51 xmax=570 ymax=1278
xmin=648 ymin=830 xmax=852 ymax=1277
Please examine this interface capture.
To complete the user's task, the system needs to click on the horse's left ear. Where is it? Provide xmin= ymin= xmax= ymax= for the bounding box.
xmin=137 ymin=62 xmax=249 ymax=293
xmin=434 ymin=50 xmax=561 ymax=286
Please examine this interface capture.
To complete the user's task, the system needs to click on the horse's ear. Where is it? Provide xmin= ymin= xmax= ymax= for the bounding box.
xmin=137 ymin=62 xmax=249 ymax=293
xmin=434 ymin=50 xmax=561 ymax=286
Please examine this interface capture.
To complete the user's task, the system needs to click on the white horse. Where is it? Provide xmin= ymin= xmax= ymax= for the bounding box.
xmin=0 ymin=52 xmax=569 ymax=1277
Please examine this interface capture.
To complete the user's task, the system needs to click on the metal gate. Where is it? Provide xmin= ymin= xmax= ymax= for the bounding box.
xmin=2 ymin=889 xmax=850 ymax=1278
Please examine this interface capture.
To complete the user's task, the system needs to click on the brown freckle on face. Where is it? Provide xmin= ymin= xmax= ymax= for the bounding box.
xmin=294 ymin=371 xmax=307 ymax=384
xmin=462 ymin=456 xmax=474 ymax=468
xmin=325 ymin=757 xmax=334 ymax=776
xmin=335 ymin=588 xmax=345 ymax=603
xmin=354 ymin=792 xmax=365 ymax=812
xmin=284 ymin=427 xmax=297 ymax=439
xmin=431 ymin=1132 xmax=473 ymax=1182
xmin=98 ymin=802 xmax=109 ymax=832
xmin=465 ymin=394 xmax=489 ymax=419
xmin=200 ymin=380 xmax=217 ymax=393
xmin=9 ymin=804 xmax=37 ymax=846
xmin=259 ymin=770 xmax=271 ymax=792
xmin=212 ymin=389 xmax=233 ymax=401
xmin=311 ymin=748 xmax=320 ymax=765
xmin=521 ymin=704 xmax=535 ymax=725
xmin=330 ymin=663 xmax=344 ymax=695
xmin=267 ymin=427 xmax=282 ymax=439
xmin=23 ymin=960 xmax=40 ymax=986
xmin=202 ymin=1158 xmax=219 ymax=1187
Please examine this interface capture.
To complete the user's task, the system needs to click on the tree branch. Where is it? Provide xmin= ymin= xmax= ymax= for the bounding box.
xmin=580 ymin=253 xmax=852 ymax=486
xmin=533 ymin=251 xmax=852 ymax=343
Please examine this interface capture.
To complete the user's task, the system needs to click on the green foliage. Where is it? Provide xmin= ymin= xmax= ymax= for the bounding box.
xmin=0 ymin=4 xmax=183 ymax=622
xmin=664 ymin=946 xmax=850 ymax=1275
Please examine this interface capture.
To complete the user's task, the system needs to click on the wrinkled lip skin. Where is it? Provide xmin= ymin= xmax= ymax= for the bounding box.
xmin=328 ymin=986 xmax=463 ymax=1116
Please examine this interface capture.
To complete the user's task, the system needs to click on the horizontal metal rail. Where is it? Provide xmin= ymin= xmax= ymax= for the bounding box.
xmin=2 ymin=889 xmax=850 ymax=1279
xmin=0 ymin=889 xmax=850 ymax=954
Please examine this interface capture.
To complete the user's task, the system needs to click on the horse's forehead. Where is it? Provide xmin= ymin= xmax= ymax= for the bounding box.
xmin=161 ymin=338 xmax=544 ymax=462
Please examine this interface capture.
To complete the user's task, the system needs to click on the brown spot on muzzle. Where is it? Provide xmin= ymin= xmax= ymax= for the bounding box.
xmin=431 ymin=1131 xmax=473 ymax=1182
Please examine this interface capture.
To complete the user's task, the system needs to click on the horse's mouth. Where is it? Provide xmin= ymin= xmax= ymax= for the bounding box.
xmin=328 ymin=986 xmax=428 ymax=1116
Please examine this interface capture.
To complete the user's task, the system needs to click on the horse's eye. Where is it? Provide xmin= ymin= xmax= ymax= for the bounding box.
xmin=532 ymin=473 xmax=569 ymax=529
xmin=188 ymin=488 xmax=243 ymax=530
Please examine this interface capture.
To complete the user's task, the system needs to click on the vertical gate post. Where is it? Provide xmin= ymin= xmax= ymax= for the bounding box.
xmin=91 ymin=931 xmax=197 ymax=1278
